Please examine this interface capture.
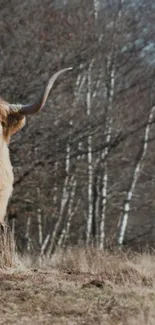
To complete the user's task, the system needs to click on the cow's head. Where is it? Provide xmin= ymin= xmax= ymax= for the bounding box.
xmin=0 ymin=68 xmax=72 ymax=142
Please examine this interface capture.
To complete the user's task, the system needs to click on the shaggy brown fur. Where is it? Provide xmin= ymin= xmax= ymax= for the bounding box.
xmin=0 ymin=99 xmax=25 ymax=225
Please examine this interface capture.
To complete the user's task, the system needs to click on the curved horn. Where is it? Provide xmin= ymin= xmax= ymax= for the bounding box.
xmin=10 ymin=67 xmax=73 ymax=115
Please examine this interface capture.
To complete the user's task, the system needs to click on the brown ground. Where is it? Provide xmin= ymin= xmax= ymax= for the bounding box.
xmin=0 ymin=248 xmax=155 ymax=325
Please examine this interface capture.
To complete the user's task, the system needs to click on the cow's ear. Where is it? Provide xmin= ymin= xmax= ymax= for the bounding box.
xmin=7 ymin=114 xmax=26 ymax=135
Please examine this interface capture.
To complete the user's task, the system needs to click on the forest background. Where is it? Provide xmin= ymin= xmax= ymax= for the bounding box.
xmin=1 ymin=0 xmax=155 ymax=255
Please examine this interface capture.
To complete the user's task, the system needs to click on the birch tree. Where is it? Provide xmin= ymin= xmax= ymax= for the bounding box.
xmin=58 ymin=176 xmax=77 ymax=247
xmin=118 ymin=105 xmax=155 ymax=246
xmin=86 ymin=59 xmax=95 ymax=245
xmin=99 ymin=60 xmax=115 ymax=249
xmin=37 ymin=208 xmax=43 ymax=247
xmin=25 ymin=216 xmax=31 ymax=252
xmin=47 ymin=125 xmax=72 ymax=257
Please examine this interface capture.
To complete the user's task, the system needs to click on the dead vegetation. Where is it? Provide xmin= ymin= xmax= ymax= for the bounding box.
xmin=0 ymin=227 xmax=15 ymax=269
xmin=0 ymin=247 xmax=155 ymax=324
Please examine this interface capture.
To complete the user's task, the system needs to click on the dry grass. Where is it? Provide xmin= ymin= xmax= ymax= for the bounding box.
xmin=0 ymin=247 xmax=155 ymax=324
xmin=0 ymin=227 xmax=15 ymax=269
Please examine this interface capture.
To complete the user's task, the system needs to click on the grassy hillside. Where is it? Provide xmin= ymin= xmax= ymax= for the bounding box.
xmin=0 ymin=248 xmax=155 ymax=324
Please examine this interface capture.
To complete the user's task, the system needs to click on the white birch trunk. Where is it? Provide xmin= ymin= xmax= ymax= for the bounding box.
xmin=94 ymin=175 xmax=101 ymax=245
xmin=99 ymin=62 xmax=115 ymax=248
xmin=118 ymin=106 xmax=155 ymax=246
xmin=74 ymin=64 xmax=86 ymax=106
xmin=100 ymin=163 xmax=108 ymax=249
xmin=93 ymin=0 xmax=100 ymax=20
xmin=37 ymin=208 xmax=43 ymax=246
xmin=58 ymin=140 xmax=83 ymax=247
xmin=86 ymin=59 xmax=94 ymax=245
xmin=62 ymin=188 xmax=78 ymax=248
xmin=60 ymin=130 xmax=71 ymax=215
xmin=40 ymin=234 xmax=50 ymax=257
xmin=46 ymin=136 xmax=71 ymax=257
xmin=58 ymin=176 xmax=77 ymax=247
xmin=26 ymin=216 xmax=31 ymax=252
xmin=53 ymin=161 xmax=58 ymax=205
xmin=87 ymin=135 xmax=93 ymax=243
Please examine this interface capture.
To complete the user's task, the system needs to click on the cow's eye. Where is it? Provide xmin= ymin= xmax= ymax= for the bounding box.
xmin=1 ymin=121 xmax=6 ymax=128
